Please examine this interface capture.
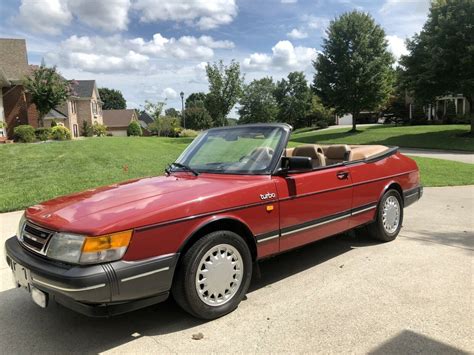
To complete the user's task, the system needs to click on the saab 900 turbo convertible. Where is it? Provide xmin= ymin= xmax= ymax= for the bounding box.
xmin=5 ymin=123 xmax=422 ymax=319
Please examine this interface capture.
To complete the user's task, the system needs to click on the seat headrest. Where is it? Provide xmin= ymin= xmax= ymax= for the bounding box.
xmin=325 ymin=145 xmax=350 ymax=159
xmin=293 ymin=145 xmax=323 ymax=159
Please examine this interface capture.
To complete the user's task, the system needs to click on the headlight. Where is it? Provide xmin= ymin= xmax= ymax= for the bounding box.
xmin=16 ymin=213 xmax=26 ymax=241
xmin=46 ymin=230 xmax=132 ymax=265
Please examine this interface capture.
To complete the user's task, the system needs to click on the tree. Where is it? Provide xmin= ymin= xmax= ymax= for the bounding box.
xmin=238 ymin=77 xmax=279 ymax=124
xmin=184 ymin=106 xmax=213 ymax=130
xmin=400 ymin=0 xmax=474 ymax=134
xmin=313 ymin=11 xmax=394 ymax=132
xmin=144 ymin=100 xmax=166 ymax=121
xmin=23 ymin=65 xmax=72 ymax=127
xmin=274 ymin=72 xmax=311 ymax=128
xmin=205 ymin=60 xmax=244 ymax=126
xmin=165 ymin=108 xmax=179 ymax=117
xmin=98 ymin=88 xmax=126 ymax=110
xmin=149 ymin=116 xmax=181 ymax=137
xmin=186 ymin=92 xmax=207 ymax=108
xmin=306 ymin=95 xmax=335 ymax=127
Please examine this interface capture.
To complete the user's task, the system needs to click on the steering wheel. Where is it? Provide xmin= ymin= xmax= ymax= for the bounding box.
xmin=239 ymin=147 xmax=274 ymax=164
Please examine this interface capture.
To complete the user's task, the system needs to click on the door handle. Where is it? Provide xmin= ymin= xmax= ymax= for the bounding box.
xmin=337 ymin=171 xmax=349 ymax=180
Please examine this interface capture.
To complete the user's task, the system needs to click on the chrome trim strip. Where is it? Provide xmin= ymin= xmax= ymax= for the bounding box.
xmin=257 ymin=234 xmax=280 ymax=244
xmin=281 ymin=213 xmax=351 ymax=237
xmin=32 ymin=278 xmax=106 ymax=292
xmin=351 ymin=205 xmax=377 ymax=216
xmin=120 ymin=267 xmax=170 ymax=283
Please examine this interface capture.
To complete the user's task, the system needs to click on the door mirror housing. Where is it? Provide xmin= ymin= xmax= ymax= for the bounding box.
xmin=277 ymin=156 xmax=313 ymax=174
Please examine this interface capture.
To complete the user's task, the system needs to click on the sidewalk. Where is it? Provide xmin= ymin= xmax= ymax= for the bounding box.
xmin=399 ymin=148 xmax=474 ymax=164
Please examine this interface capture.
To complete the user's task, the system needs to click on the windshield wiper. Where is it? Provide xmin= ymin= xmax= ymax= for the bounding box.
xmin=167 ymin=162 xmax=199 ymax=176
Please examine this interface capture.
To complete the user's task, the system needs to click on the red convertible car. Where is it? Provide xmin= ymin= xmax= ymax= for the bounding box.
xmin=5 ymin=124 xmax=422 ymax=319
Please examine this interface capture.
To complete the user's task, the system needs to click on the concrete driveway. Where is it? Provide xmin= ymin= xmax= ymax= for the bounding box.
xmin=0 ymin=186 xmax=472 ymax=353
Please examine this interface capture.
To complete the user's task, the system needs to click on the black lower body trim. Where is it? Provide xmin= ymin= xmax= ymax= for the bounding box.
xmin=256 ymin=202 xmax=378 ymax=243
xmin=404 ymin=186 xmax=423 ymax=207
xmin=5 ymin=237 xmax=178 ymax=317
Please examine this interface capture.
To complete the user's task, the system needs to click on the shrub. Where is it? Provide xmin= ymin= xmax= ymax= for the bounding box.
xmin=93 ymin=123 xmax=107 ymax=137
xmin=35 ymin=127 xmax=52 ymax=141
xmin=50 ymin=119 xmax=58 ymax=127
xmin=50 ymin=126 xmax=71 ymax=140
xmin=127 ymin=121 xmax=142 ymax=136
xmin=316 ymin=120 xmax=329 ymax=129
xmin=179 ymin=129 xmax=199 ymax=137
xmin=82 ymin=121 xmax=93 ymax=137
xmin=14 ymin=125 xmax=35 ymax=143
xmin=148 ymin=116 xmax=180 ymax=136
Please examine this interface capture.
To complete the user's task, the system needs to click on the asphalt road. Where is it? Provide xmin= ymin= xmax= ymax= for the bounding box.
xmin=0 ymin=186 xmax=472 ymax=354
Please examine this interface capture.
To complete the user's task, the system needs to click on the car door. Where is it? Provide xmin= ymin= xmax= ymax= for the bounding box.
xmin=272 ymin=165 xmax=353 ymax=252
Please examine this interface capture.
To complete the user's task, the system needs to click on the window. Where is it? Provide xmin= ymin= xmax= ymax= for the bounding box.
xmin=175 ymin=126 xmax=286 ymax=175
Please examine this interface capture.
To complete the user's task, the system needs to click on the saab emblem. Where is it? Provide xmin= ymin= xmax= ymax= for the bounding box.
xmin=260 ymin=192 xmax=276 ymax=200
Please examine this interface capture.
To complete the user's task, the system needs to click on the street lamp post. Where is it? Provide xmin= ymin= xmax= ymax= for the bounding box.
xmin=180 ymin=91 xmax=185 ymax=129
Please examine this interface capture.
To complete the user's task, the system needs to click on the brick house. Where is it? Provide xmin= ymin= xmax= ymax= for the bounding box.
xmin=0 ymin=38 xmax=38 ymax=139
xmin=103 ymin=109 xmax=138 ymax=136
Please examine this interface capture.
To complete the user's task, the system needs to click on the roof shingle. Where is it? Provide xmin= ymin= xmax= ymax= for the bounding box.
xmin=103 ymin=109 xmax=137 ymax=128
xmin=0 ymin=38 xmax=29 ymax=83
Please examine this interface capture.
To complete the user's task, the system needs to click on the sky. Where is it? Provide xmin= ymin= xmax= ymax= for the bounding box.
xmin=0 ymin=0 xmax=430 ymax=112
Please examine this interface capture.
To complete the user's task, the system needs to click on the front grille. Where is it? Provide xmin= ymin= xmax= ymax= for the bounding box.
xmin=21 ymin=222 xmax=55 ymax=255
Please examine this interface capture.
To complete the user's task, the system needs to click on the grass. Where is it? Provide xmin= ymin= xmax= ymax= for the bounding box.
xmin=291 ymin=124 xmax=474 ymax=151
xmin=0 ymin=127 xmax=473 ymax=213
xmin=0 ymin=137 xmax=191 ymax=213
xmin=409 ymin=156 xmax=474 ymax=187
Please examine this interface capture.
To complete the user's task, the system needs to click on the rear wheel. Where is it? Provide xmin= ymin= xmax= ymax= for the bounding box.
xmin=367 ymin=189 xmax=403 ymax=242
xmin=172 ymin=230 xmax=253 ymax=319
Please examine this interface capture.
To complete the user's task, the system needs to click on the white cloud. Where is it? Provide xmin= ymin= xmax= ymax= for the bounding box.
xmin=50 ymin=33 xmax=235 ymax=73
xmin=380 ymin=0 xmax=429 ymax=15
xmin=129 ymin=34 xmax=234 ymax=60
xmin=134 ymin=0 xmax=238 ymax=30
xmin=15 ymin=0 xmax=130 ymax=34
xmin=287 ymin=28 xmax=308 ymax=39
xmin=281 ymin=0 xmax=298 ymax=3
xmin=16 ymin=0 xmax=72 ymax=35
xmin=386 ymin=35 xmax=408 ymax=60
xmin=243 ymin=40 xmax=317 ymax=72
xmin=68 ymin=0 xmax=130 ymax=32
xmin=304 ymin=15 xmax=330 ymax=30
xmin=161 ymin=88 xmax=178 ymax=100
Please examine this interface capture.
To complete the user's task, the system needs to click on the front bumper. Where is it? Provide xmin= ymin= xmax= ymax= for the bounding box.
xmin=5 ymin=237 xmax=178 ymax=317
xmin=404 ymin=185 xmax=423 ymax=207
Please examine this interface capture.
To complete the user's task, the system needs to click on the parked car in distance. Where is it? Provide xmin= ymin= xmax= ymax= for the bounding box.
xmin=5 ymin=123 xmax=422 ymax=319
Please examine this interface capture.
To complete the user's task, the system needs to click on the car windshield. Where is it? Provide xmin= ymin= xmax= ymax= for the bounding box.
xmin=174 ymin=126 xmax=286 ymax=175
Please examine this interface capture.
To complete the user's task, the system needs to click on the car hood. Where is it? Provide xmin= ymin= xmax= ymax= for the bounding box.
xmin=26 ymin=173 xmax=271 ymax=235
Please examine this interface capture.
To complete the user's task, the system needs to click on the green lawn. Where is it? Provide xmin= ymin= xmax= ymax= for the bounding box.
xmin=0 ymin=132 xmax=473 ymax=213
xmin=0 ymin=137 xmax=191 ymax=213
xmin=410 ymin=156 xmax=474 ymax=187
xmin=291 ymin=124 xmax=474 ymax=151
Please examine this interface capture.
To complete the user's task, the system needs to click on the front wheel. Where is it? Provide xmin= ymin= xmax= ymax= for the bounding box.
xmin=367 ymin=189 xmax=403 ymax=242
xmin=172 ymin=230 xmax=253 ymax=319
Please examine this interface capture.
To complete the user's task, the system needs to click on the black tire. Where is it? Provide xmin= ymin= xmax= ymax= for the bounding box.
xmin=172 ymin=230 xmax=253 ymax=320
xmin=367 ymin=189 xmax=404 ymax=242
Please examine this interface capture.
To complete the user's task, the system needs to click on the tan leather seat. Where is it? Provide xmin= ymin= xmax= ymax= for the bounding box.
xmin=293 ymin=144 xmax=326 ymax=167
xmin=324 ymin=145 xmax=351 ymax=165
xmin=349 ymin=145 xmax=388 ymax=161
xmin=285 ymin=147 xmax=295 ymax=157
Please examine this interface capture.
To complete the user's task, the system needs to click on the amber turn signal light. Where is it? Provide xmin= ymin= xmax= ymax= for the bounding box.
xmin=82 ymin=230 xmax=133 ymax=252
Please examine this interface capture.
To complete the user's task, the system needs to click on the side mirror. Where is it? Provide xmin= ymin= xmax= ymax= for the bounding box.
xmin=278 ymin=156 xmax=313 ymax=174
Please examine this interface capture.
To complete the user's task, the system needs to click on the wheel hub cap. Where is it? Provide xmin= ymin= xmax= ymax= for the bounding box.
xmin=195 ymin=244 xmax=243 ymax=307
xmin=382 ymin=196 xmax=400 ymax=234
